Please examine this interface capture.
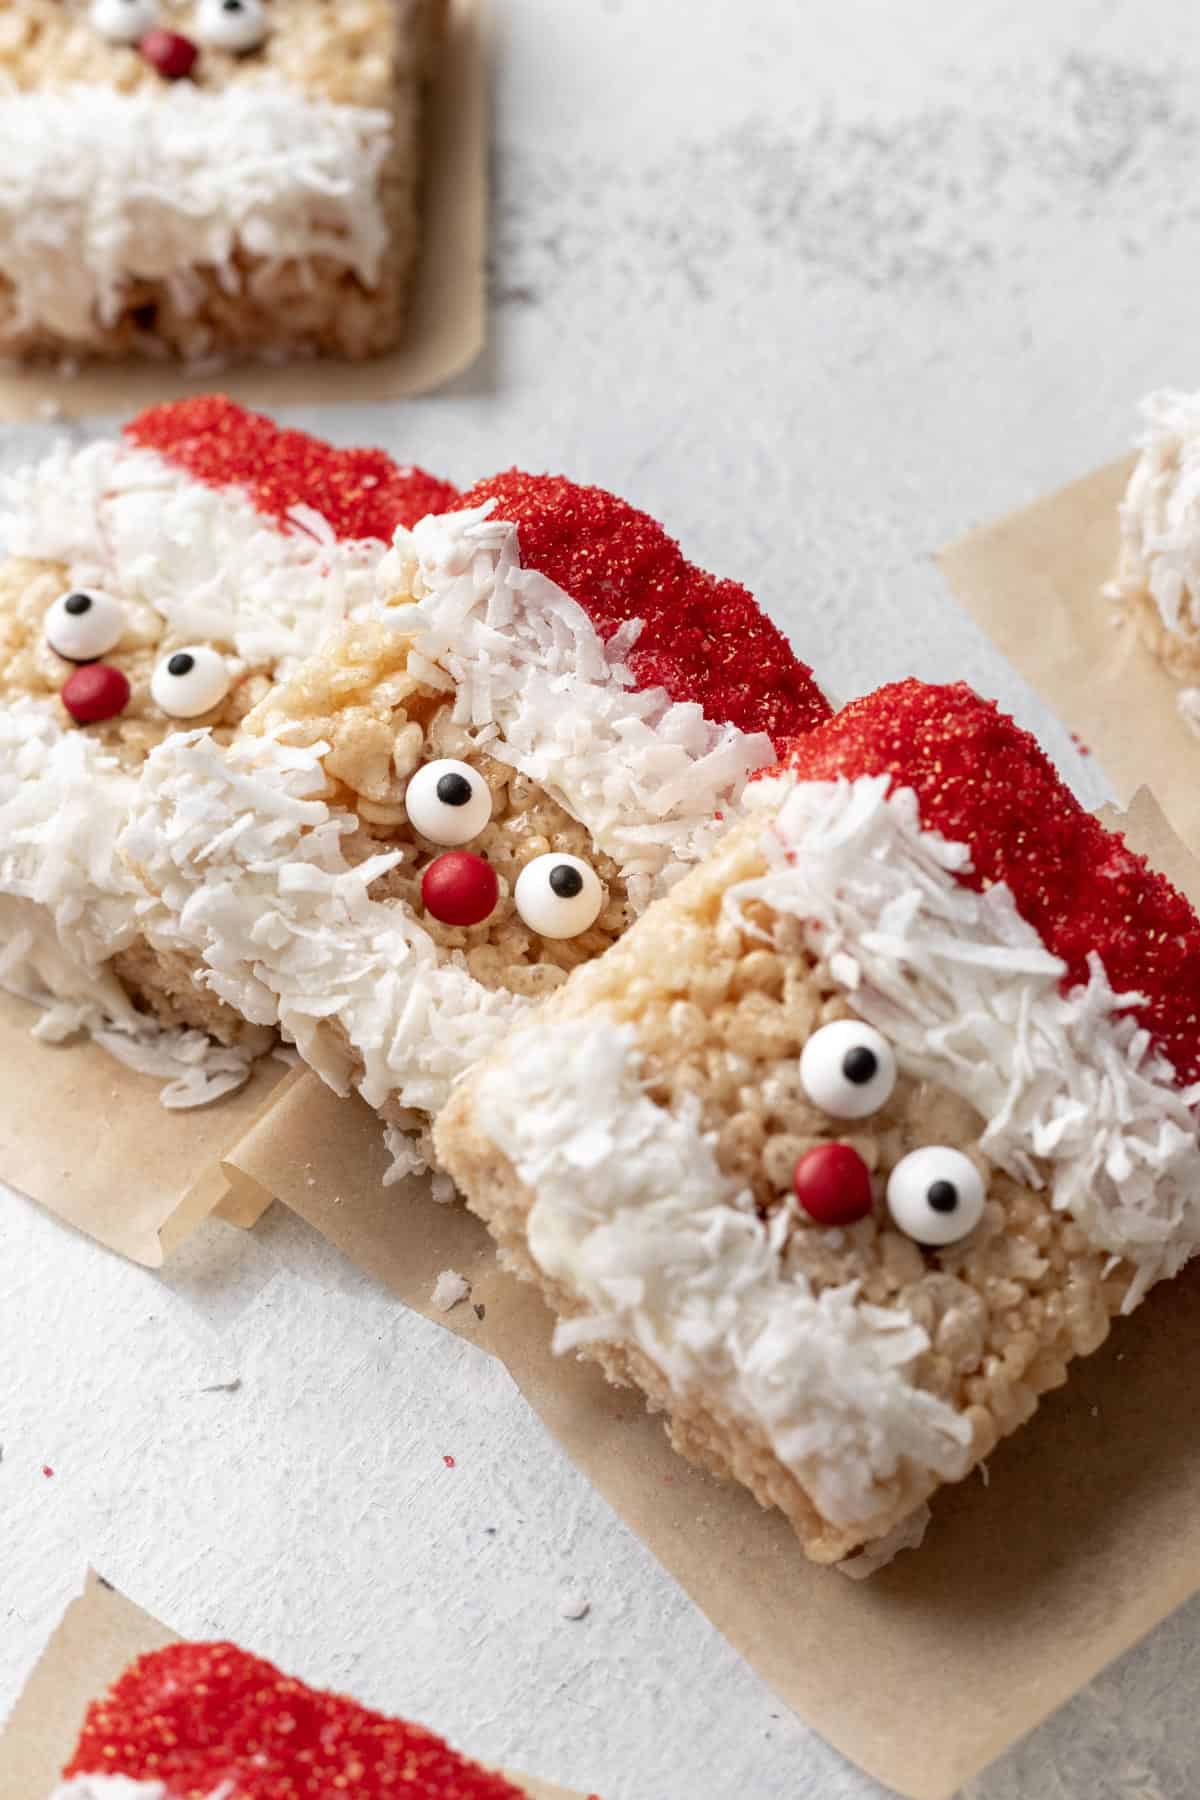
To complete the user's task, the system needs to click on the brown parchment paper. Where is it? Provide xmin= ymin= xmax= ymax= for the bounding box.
xmin=0 ymin=0 xmax=487 ymax=423
xmin=0 ymin=988 xmax=300 ymax=1264
xmin=938 ymin=456 xmax=1200 ymax=856
xmin=220 ymin=788 xmax=1200 ymax=1800
xmin=0 ymin=1572 xmax=584 ymax=1800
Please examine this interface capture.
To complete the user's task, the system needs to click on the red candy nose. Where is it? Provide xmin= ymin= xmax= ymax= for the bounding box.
xmin=421 ymin=851 xmax=499 ymax=928
xmin=140 ymin=29 xmax=199 ymax=79
xmin=61 ymin=663 xmax=131 ymax=725
xmin=793 ymin=1142 xmax=874 ymax=1227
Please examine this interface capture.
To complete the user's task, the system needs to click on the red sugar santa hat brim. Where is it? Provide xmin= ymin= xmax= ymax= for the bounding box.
xmin=779 ymin=679 xmax=1200 ymax=1085
xmin=63 ymin=1641 xmax=525 ymax=1799
xmin=462 ymin=468 xmax=832 ymax=744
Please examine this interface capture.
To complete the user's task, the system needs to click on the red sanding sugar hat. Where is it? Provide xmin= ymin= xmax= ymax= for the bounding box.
xmin=779 ymin=678 xmax=1200 ymax=1084
xmin=59 ymin=1640 xmax=527 ymax=1799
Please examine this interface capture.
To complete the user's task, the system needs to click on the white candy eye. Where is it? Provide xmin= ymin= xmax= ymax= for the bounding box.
xmin=150 ymin=646 xmax=232 ymax=718
xmin=405 ymin=758 xmax=493 ymax=846
xmin=90 ymin=0 xmax=160 ymax=42
xmin=195 ymin=0 xmax=269 ymax=51
xmin=886 ymin=1146 xmax=986 ymax=1247
xmin=45 ymin=588 xmax=126 ymax=663
xmin=514 ymin=853 xmax=604 ymax=940
xmin=799 ymin=1019 xmax=897 ymax=1120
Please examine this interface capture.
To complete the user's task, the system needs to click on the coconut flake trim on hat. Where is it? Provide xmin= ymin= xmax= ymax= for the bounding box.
xmin=374 ymin=502 xmax=792 ymax=904
xmin=466 ymin=1013 xmax=972 ymax=1529
xmin=1108 ymin=387 xmax=1200 ymax=645
xmin=727 ymin=773 xmax=1200 ymax=1302
xmin=0 ymin=81 xmax=392 ymax=339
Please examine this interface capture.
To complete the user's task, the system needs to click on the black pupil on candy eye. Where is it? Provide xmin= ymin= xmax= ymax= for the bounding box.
xmin=436 ymin=772 xmax=473 ymax=807
xmin=549 ymin=864 xmax=584 ymax=899
xmin=224 ymin=1 xmax=245 ymax=11
xmin=168 ymin=653 xmax=195 ymax=677
xmin=841 ymin=1045 xmax=878 ymax=1086
xmin=64 ymin=593 xmax=92 ymax=616
xmin=927 ymin=1179 xmax=959 ymax=1214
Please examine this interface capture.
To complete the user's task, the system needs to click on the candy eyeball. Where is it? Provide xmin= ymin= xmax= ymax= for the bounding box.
xmin=886 ymin=1146 xmax=986 ymax=1247
xmin=514 ymin=853 xmax=604 ymax=940
xmin=90 ymin=0 xmax=161 ymax=42
xmin=799 ymin=1019 xmax=897 ymax=1121
xmin=150 ymin=646 xmax=232 ymax=718
xmin=45 ymin=588 xmax=126 ymax=663
xmin=195 ymin=0 xmax=269 ymax=51
xmin=405 ymin=758 xmax=493 ymax=846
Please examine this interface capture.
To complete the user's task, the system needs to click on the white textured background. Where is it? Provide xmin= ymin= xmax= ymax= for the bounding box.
xmin=2 ymin=2 xmax=1199 ymax=1794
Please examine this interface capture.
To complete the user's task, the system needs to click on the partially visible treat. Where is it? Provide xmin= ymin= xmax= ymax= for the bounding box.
xmin=0 ymin=394 xmax=458 ymax=1105
xmin=436 ymin=680 xmax=1200 ymax=1565
xmin=51 ymin=1640 xmax=527 ymax=1797
xmin=1109 ymin=387 xmax=1200 ymax=730
xmin=125 ymin=472 xmax=831 ymax=1159
xmin=0 ymin=0 xmax=444 ymax=366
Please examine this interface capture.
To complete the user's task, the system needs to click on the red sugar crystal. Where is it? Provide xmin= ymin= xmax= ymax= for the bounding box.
xmin=782 ymin=680 xmax=1200 ymax=1084
xmin=461 ymin=470 xmax=831 ymax=744
xmin=126 ymin=397 xmax=461 ymax=543
xmin=63 ymin=1642 xmax=525 ymax=1800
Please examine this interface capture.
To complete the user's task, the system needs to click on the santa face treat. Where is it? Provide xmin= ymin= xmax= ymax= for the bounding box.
xmin=0 ymin=393 xmax=458 ymax=1104
xmin=434 ymin=680 xmax=1200 ymax=1565
xmin=1109 ymin=387 xmax=1200 ymax=731
xmin=51 ymin=1640 xmax=528 ymax=1798
xmin=0 ymin=0 xmax=442 ymax=365
xmin=124 ymin=472 xmax=831 ymax=1167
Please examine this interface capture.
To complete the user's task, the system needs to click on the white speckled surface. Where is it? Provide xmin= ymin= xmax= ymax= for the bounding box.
xmin=3 ymin=2 xmax=1199 ymax=1794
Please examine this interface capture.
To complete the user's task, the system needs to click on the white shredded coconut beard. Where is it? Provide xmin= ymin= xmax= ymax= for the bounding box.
xmin=123 ymin=503 xmax=779 ymax=1160
xmin=0 ymin=438 xmax=401 ymax=1108
xmin=460 ymin=774 xmax=1200 ymax=1532
xmin=0 ymin=82 xmax=391 ymax=342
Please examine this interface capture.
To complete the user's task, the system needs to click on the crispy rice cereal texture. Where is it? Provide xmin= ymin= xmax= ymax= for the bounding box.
xmin=0 ymin=1 xmax=444 ymax=364
xmin=436 ymin=682 xmax=1200 ymax=1563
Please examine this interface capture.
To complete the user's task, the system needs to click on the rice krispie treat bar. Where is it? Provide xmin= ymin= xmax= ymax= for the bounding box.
xmin=435 ymin=680 xmax=1200 ymax=1565
xmin=0 ymin=0 xmax=443 ymax=365
xmin=0 ymin=393 xmax=458 ymax=1103
xmin=1108 ymin=387 xmax=1200 ymax=732
xmin=51 ymin=1640 xmax=531 ymax=1798
xmin=125 ymin=474 xmax=831 ymax=1167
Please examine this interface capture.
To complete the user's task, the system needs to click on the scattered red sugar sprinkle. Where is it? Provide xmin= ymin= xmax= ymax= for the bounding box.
xmin=443 ymin=1453 xmax=457 ymax=1468
xmin=460 ymin=470 xmax=831 ymax=744
xmin=1070 ymin=731 xmax=1092 ymax=757
xmin=782 ymin=680 xmax=1200 ymax=1084
xmin=63 ymin=1643 xmax=526 ymax=1799
xmin=42 ymin=1465 xmax=54 ymax=1478
xmin=126 ymin=396 xmax=461 ymax=543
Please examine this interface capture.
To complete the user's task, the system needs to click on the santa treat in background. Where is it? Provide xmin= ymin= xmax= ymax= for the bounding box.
xmin=435 ymin=680 xmax=1200 ymax=1566
xmin=125 ymin=471 xmax=831 ymax=1174
xmin=0 ymin=0 xmax=443 ymax=365
xmin=0 ymin=395 xmax=458 ymax=1104
xmin=1109 ymin=386 xmax=1200 ymax=736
